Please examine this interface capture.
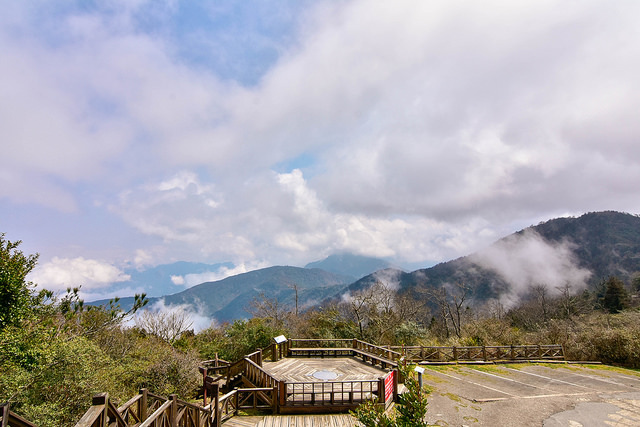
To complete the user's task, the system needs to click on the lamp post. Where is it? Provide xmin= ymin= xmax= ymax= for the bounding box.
xmin=414 ymin=366 xmax=425 ymax=390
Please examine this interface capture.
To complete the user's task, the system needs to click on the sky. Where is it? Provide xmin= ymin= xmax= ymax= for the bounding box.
xmin=2 ymin=0 xmax=640 ymax=298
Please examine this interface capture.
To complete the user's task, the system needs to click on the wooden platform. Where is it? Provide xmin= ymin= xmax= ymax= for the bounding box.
xmin=222 ymin=414 xmax=358 ymax=427
xmin=262 ymin=357 xmax=387 ymax=383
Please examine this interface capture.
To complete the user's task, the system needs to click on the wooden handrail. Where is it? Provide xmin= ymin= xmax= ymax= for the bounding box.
xmin=76 ymin=389 xmax=213 ymax=427
xmin=138 ymin=400 xmax=172 ymax=427
xmin=353 ymin=340 xmax=402 ymax=360
xmin=2 ymin=402 xmax=38 ymax=427
xmin=117 ymin=393 xmax=141 ymax=413
xmin=243 ymin=358 xmax=279 ymax=388
xmin=288 ymin=339 xmax=352 ymax=349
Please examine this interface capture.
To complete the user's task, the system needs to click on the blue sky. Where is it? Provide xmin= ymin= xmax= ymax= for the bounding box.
xmin=3 ymin=0 xmax=640 ymax=300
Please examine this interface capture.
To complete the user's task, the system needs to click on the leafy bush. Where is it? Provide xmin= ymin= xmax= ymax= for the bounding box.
xmin=352 ymin=364 xmax=430 ymax=427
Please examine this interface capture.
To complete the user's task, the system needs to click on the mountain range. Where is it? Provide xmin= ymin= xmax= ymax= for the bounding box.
xmin=92 ymin=211 xmax=640 ymax=322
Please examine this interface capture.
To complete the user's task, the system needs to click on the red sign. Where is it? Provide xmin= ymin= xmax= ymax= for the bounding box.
xmin=384 ymin=370 xmax=395 ymax=401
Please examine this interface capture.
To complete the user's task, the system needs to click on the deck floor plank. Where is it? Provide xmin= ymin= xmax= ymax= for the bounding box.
xmin=244 ymin=414 xmax=357 ymax=427
xmin=262 ymin=357 xmax=386 ymax=383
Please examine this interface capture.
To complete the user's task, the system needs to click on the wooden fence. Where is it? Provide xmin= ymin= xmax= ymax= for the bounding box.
xmin=278 ymin=369 xmax=395 ymax=414
xmin=286 ymin=339 xmax=400 ymax=369
xmin=387 ymin=344 xmax=565 ymax=362
xmin=1 ymin=402 xmax=37 ymax=427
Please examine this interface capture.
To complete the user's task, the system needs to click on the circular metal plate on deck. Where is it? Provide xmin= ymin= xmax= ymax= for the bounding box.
xmin=312 ymin=369 xmax=338 ymax=380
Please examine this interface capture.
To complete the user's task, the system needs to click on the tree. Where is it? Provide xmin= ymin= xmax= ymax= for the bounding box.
xmin=420 ymin=282 xmax=470 ymax=339
xmin=135 ymin=306 xmax=193 ymax=344
xmin=0 ymin=233 xmax=39 ymax=329
xmin=247 ymin=292 xmax=291 ymax=329
xmin=602 ymin=276 xmax=629 ymax=314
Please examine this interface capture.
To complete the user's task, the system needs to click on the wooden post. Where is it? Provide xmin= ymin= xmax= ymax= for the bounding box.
xmin=378 ymin=377 xmax=385 ymax=404
xmin=393 ymin=369 xmax=399 ymax=402
xmin=279 ymin=382 xmax=286 ymax=413
xmin=452 ymin=346 xmax=458 ymax=361
xmin=212 ymin=383 xmax=220 ymax=427
xmin=139 ymin=388 xmax=148 ymax=422
xmin=169 ymin=395 xmax=178 ymax=427
xmin=1 ymin=402 xmax=10 ymax=427
xmin=273 ymin=385 xmax=279 ymax=414
xmin=482 ymin=346 xmax=487 ymax=361
xmin=234 ymin=390 xmax=239 ymax=416
xmin=352 ymin=338 xmax=358 ymax=350
xmin=510 ymin=345 xmax=515 ymax=360
xmin=202 ymin=367 xmax=208 ymax=406
xmin=91 ymin=393 xmax=108 ymax=427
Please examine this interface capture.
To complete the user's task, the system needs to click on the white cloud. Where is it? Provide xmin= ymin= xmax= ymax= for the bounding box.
xmin=112 ymin=168 xmax=488 ymax=266
xmin=30 ymin=257 xmax=131 ymax=293
xmin=134 ymin=249 xmax=154 ymax=269
xmin=3 ymin=0 xmax=640 ymax=272
xmin=170 ymin=275 xmax=185 ymax=285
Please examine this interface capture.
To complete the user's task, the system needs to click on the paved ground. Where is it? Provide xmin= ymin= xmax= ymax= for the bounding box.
xmin=421 ymin=363 xmax=640 ymax=426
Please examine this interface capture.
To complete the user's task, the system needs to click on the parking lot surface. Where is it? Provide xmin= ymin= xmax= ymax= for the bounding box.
xmin=421 ymin=363 xmax=640 ymax=426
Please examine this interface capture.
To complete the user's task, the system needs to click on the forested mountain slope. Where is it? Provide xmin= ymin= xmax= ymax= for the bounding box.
xmin=348 ymin=211 xmax=640 ymax=305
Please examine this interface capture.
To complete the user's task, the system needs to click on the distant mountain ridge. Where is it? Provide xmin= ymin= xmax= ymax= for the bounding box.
xmin=163 ymin=266 xmax=353 ymax=322
xmin=91 ymin=211 xmax=640 ymax=322
xmin=89 ymin=254 xmax=392 ymax=320
xmin=304 ymin=253 xmax=397 ymax=279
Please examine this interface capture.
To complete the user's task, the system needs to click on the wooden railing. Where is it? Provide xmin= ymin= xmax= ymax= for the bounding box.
xmin=1 ymin=402 xmax=37 ymax=427
xmin=353 ymin=340 xmax=402 ymax=362
xmin=75 ymin=389 xmax=213 ymax=427
xmin=243 ymin=358 xmax=279 ymax=389
xmin=216 ymin=389 xmax=237 ymax=425
xmin=216 ymin=387 xmax=277 ymax=424
xmin=237 ymin=388 xmax=277 ymax=411
xmin=288 ymin=338 xmax=353 ymax=349
xmin=281 ymin=379 xmax=380 ymax=408
xmin=388 ymin=344 xmax=565 ymax=362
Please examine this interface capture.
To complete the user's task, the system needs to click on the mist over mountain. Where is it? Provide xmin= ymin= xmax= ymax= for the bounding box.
xmin=347 ymin=211 xmax=640 ymax=308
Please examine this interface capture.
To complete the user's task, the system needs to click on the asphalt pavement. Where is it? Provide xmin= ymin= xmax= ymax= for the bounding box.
xmin=420 ymin=363 xmax=640 ymax=426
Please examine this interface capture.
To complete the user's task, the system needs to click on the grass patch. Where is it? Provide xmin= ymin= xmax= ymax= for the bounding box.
xmin=236 ymin=409 xmax=270 ymax=416
xmin=574 ymin=364 xmax=640 ymax=377
xmin=442 ymin=392 xmax=462 ymax=403
xmin=467 ymin=365 xmax=510 ymax=375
